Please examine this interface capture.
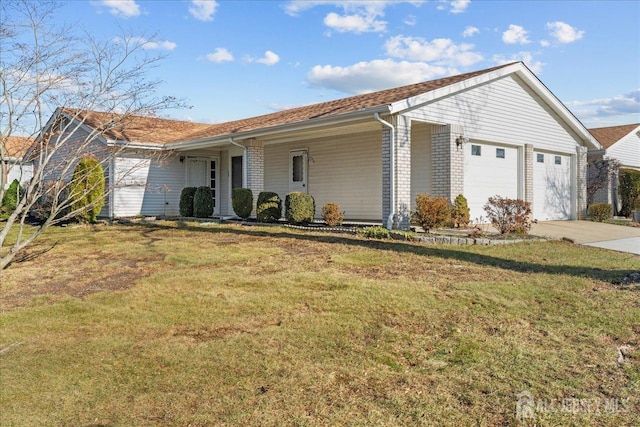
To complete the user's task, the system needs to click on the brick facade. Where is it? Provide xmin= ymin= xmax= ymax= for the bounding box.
xmin=244 ymin=138 xmax=264 ymax=216
xmin=576 ymin=146 xmax=588 ymax=219
xmin=431 ymin=124 xmax=464 ymax=202
xmin=524 ymin=144 xmax=534 ymax=205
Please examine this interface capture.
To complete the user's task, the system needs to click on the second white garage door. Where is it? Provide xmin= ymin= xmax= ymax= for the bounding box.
xmin=533 ymin=152 xmax=572 ymax=221
xmin=464 ymin=142 xmax=519 ymax=221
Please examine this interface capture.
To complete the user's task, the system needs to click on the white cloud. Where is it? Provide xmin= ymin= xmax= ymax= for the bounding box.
xmin=307 ymin=59 xmax=449 ymax=94
xmin=256 ymin=51 xmax=280 ymax=66
xmin=493 ymin=51 xmax=544 ymax=74
xmin=123 ymin=37 xmax=176 ymax=51
xmin=546 ymin=21 xmax=585 ymax=44
xmin=450 ymin=0 xmax=470 ymax=14
xmin=96 ymin=0 xmax=141 ymax=17
xmin=566 ymin=89 xmax=640 ymax=119
xmin=462 ymin=26 xmax=479 ymax=37
xmin=284 ymin=1 xmax=424 ymax=34
xmin=385 ymin=35 xmax=483 ymax=67
xmin=540 ymin=40 xmax=550 ymax=47
xmin=404 ymin=15 xmax=417 ymax=26
xmin=189 ymin=0 xmax=218 ymax=21
xmin=324 ymin=12 xmax=386 ymax=33
xmin=502 ymin=24 xmax=530 ymax=44
xmin=206 ymin=48 xmax=234 ymax=63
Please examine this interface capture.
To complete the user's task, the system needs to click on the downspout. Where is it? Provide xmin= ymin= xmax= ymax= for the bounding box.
xmin=375 ymin=113 xmax=395 ymax=230
xmin=228 ymin=137 xmax=247 ymax=188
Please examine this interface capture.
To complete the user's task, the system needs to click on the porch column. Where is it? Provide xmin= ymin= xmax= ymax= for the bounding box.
xmin=576 ymin=145 xmax=588 ymax=219
xmin=396 ymin=116 xmax=412 ymax=229
xmin=381 ymin=115 xmax=412 ymax=230
xmin=244 ymin=138 xmax=264 ymax=216
xmin=431 ymin=124 xmax=464 ymax=202
xmin=524 ymin=144 xmax=534 ymax=205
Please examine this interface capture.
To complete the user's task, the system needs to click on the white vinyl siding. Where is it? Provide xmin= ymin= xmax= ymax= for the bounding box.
xmin=534 ymin=151 xmax=572 ymax=220
xmin=113 ymin=153 xmax=184 ymax=217
xmin=264 ymin=130 xmax=382 ymax=220
xmin=463 ymin=142 xmax=520 ymax=221
xmin=404 ymin=75 xmax=583 ymax=153
xmin=410 ymin=122 xmax=433 ymax=210
xmin=4 ymin=161 xmax=33 ymax=188
xmin=607 ymin=130 xmax=640 ymax=169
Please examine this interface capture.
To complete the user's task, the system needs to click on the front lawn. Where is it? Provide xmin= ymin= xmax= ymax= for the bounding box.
xmin=1 ymin=222 xmax=638 ymax=426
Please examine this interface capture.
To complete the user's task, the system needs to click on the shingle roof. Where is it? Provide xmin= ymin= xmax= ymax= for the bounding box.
xmin=2 ymin=136 xmax=34 ymax=158
xmin=62 ymin=63 xmax=517 ymax=145
xmin=589 ymin=123 xmax=640 ymax=150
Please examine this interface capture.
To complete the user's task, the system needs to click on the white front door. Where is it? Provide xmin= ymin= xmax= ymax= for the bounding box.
xmin=187 ymin=158 xmax=219 ymax=214
xmin=289 ymin=149 xmax=308 ymax=193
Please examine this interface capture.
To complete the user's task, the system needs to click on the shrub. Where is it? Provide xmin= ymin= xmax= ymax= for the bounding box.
xmin=483 ymin=195 xmax=532 ymax=234
xmin=619 ymin=169 xmax=640 ymax=216
xmin=321 ymin=203 xmax=344 ymax=226
xmin=359 ymin=226 xmax=391 ymax=239
xmin=588 ymin=203 xmax=613 ymax=222
xmin=194 ymin=186 xmax=214 ymax=218
xmin=1 ymin=179 xmax=20 ymax=220
xmin=179 ymin=187 xmax=197 ymax=217
xmin=69 ymin=156 xmax=105 ymax=222
xmin=285 ymin=192 xmax=315 ymax=224
xmin=412 ymin=194 xmax=451 ymax=232
xmin=232 ymin=188 xmax=253 ymax=219
xmin=451 ymin=194 xmax=470 ymax=228
xmin=256 ymin=191 xmax=281 ymax=222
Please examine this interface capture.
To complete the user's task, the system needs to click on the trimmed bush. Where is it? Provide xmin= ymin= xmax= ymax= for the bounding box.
xmin=321 ymin=203 xmax=344 ymax=226
xmin=619 ymin=169 xmax=640 ymax=217
xmin=451 ymin=194 xmax=470 ymax=228
xmin=179 ymin=187 xmax=197 ymax=217
xmin=256 ymin=191 xmax=281 ymax=222
xmin=232 ymin=188 xmax=253 ymax=219
xmin=194 ymin=186 xmax=214 ymax=218
xmin=483 ymin=195 xmax=532 ymax=234
xmin=1 ymin=179 xmax=20 ymax=220
xmin=588 ymin=203 xmax=613 ymax=222
xmin=412 ymin=194 xmax=451 ymax=232
xmin=69 ymin=156 xmax=105 ymax=222
xmin=285 ymin=192 xmax=315 ymax=224
xmin=359 ymin=226 xmax=390 ymax=239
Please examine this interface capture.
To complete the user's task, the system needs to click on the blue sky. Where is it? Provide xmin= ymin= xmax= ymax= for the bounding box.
xmin=57 ymin=1 xmax=640 ymax=128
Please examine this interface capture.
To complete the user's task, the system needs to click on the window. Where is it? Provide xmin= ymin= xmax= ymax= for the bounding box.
xmin=537 ymin=153 xmax=544 ymax=163
xmin=231 ymin=156 xmax=243 ymax=189
xmin=554 ymin=156 xmax=562 ymax=165
xmin=292 ymin=154 xmax=304 ymax=182
xmin=471 ymin=145 xmax=481 ymax=156
xmin=210 ymin=160 xmax=217 ymax=208
xmin=496 ymin=148 xmax=505 ymax=159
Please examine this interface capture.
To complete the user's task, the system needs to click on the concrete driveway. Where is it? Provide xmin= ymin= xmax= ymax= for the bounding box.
xmin=530 ymin=220 xmax=640 ymax=255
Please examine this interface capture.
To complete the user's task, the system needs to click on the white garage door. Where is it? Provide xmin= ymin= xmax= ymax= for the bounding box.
xmin=533 ymin=152 xmax=572 ymax=221
xmin=463 ymin=142 xmax=519 ymax=221
xmin=113 ymin=157 xmax=151 ymax=217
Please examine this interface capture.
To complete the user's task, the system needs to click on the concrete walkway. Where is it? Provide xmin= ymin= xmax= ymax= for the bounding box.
xmin=530 ymin=220 xmax=640 ymax=255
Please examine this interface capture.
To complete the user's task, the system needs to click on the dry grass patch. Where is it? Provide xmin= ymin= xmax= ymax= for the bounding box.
xmin=1 ymin=221 xmax=639 ymax=425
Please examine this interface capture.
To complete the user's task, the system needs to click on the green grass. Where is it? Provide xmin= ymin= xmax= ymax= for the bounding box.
xmin=1 ymin=221 xmax=639 ymax=426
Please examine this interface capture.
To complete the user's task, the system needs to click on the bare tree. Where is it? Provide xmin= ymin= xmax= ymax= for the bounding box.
xmin=587 ymin=158 xmax=621 ymax=208
xmin=0 ymin=0 xmax=184 ymax=269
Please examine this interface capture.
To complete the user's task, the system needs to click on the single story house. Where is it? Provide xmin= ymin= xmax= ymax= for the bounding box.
xmin=588 ymin=123 xmax=640 ymax=212
xmin=2 ymin=136 xmax=34 ymax=190
xmin=36 ymin=61 xmax=600 ymax=229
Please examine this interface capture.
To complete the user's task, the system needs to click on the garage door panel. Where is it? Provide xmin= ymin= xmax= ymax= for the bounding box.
xmin=464 ymin=142 xmax=519 ymax=221
xmin=534 ymin=152 xmax=571 ymax=220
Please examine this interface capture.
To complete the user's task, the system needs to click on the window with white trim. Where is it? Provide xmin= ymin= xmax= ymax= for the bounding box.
xmin=471 ymin=145 xmax=481 ymax=156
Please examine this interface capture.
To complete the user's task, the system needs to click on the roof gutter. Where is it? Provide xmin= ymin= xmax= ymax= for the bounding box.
xmin=375 ymin=113 xmax=395 ymax=230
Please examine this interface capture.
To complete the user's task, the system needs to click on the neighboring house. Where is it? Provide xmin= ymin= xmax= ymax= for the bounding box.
xmin=588 ymin=123 xmax=640 ymax=212
xmin=37 ymin=62 xmax=600 ymax=229
xmin=1 ymin=136 xmax=34 ymax=189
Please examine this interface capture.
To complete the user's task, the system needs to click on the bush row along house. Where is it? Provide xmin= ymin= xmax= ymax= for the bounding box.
xmin=22 ymin=61 xmax=613 ymax=229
